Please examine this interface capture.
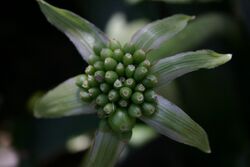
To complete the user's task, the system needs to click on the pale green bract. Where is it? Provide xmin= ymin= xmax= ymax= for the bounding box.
xmin=35 ymin=0 xmax=232 ymax=167
xmin=34 ymin=76 xmax=95 ymax=118
xmin=141 ymin=95 xmax=211 ymax=153
xmin=151 ymin=50 xmax=232 ymax=87
xmin=37 ymin=0 xmax=109 ymax=61
xmin=130 ymin=14 xmax=195 ymax=52
xmin=83 ymin=127 xmax=127 ymax=167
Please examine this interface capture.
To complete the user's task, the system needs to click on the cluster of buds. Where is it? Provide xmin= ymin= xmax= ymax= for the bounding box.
xmin=76 ymin=40 xmax=158 ymax=133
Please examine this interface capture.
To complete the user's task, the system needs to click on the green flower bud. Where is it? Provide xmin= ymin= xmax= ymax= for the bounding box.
xmin=131 ymin=92 xmax=144 ymax=104
xmin=128 ymin=104 xmax=142 ymax=118
xmin=139 ymin=59 xmax=151 ymax=69
xmin=144 ymin=89 xmax=157 ymax=102
xmin=113 ymin=79 xmax=123 ymax=89
xmin=82 ymin=79 xmax=89 ymax=89
xmin=100 ymin=83 xmax=111 ymax=93
xmin=118 ymin=99 xmax=129 ymax=107
xmin=109 ymin=39 xmax=121 ymax=50
xmin=75 ymin=74 xmax=87 ymax=87
xmin=134 ymin=66 xmax=148 ymax=81
xmin=96 ymin=94 xmax=109 ymax=106
xmin=119 ymin=87 xmax=132 ymax=99
xmin=123 ymin=53 xmax=133 ymax=66
xmin=88 ymin=54 xmax=100 ymax=65
xmin=124 ymin=78 xmax=136 ymax=89
xmin=93 ymin=43 xmax=103 ymax=55
xmin=108 ymin=89 xmax=120 ymax=102
xmin=87 ymin=75 xmax=98 ymax=87
xmin=115 ymin=63 xmax=125 ymax=76
xmin=94 ymin=70 xmax=105 ymax=83
xmin=85 ymin=65 xmax=95 ymax=75
xmin=135 ymin=83 xmax=146 ymax=92
xmin=93 ymin=61 xmax=104 ymax=71
xmin=105 ymin=71 xmax=118 ymax=84
xmin=103 ymin=103 xmax=116 ymax=115
xmin=142 ymin=102 xmax=156 ymax=116
xmin=123 ymin=43 xmax=136 ymax=54
xmin=88 ymin=87 xmax=101 ymax=98
xmin=133 ymin=49 xmax=146 ymax=64
xmin=104 ymin=57 xmax=117 ymax=71
xmin=100 ymin=48 xmax=113 ymax=60
xmin=142 ymin=74 xmax=158 ymax=88
xmin=125 ymin=65 xmax=135 ymax=78
xmin=108 ymin=108 xmax=135 ymax=132
xmin=80 ymin=90 xmax=92 ymax=102
xmin=113 ymin=49 xmax=124 ymax=62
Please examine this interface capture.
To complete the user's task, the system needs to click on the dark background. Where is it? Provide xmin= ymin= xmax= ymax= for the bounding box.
xmin=0 ymin=0 xmax=250 ymax=166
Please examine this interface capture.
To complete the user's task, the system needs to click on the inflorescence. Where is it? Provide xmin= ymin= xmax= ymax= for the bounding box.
xmin=76 ymin=40 xmax=158 ymax=133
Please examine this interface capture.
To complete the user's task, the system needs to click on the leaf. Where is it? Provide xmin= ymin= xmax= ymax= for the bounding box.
xmin=34 ymin=76 xmax=95 ymax=118
xmin=151 ymin=50 xmax=232 ymax=87
xmin=141 ymin=95 xmax=211 ymax=153
xmin=130 ymin=14 xmax=194 ymax=53
xmin=83 ymin=122 xmax=128 ymax=167
xmin=147 ymin=13 xmax=238 ymax=62
xmin=37 ymin=0 xmax=109 ymax=61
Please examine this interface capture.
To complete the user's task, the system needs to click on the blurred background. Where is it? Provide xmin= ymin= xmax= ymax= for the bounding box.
xmin=0 ymin=0 xmax=250 ymax=166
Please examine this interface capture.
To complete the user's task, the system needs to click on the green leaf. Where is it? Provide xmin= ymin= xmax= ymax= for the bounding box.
xmin=83 ymin=122 xmax=128 ymax=167
xmin=130 ymin=14 xmax=194 ymax=52
xmin=151 ymin=50 xmax=232 ymax=87
xmin=37 ymin=0 xmax=109 ymax=61
xmin=147 ymin=13 xmax=238 ymax=62
xmin=34 ymin=76 xmax=95 ymax=118
xmin=141 ymin=95 xmax=211 ymax=153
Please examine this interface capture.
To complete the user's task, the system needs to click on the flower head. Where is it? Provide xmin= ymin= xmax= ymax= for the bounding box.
xmin=35 ymin=0 xmax=232 ymax=166
xmin=77 ymin=40 xmax=159 ymax=133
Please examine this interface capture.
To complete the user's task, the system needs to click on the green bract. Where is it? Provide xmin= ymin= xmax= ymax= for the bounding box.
xmin=35 ymin=1 xmax=232 ymax=167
